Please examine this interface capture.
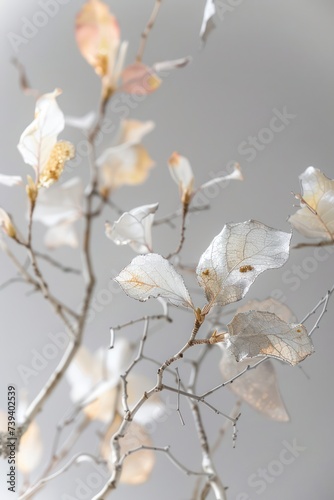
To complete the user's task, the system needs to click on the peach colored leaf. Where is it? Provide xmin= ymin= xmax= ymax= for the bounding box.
xmin=75 ymin=0 xmax=120 ymax=78
xmin=219 ymin=347 xmax=289 ymax=421
xmin=226 ymin=310 xmax=314 ymax=366
xmin=289 ymin=167 xmax=334 ymax=241
xmin=121 ymin=62 xmax=162 ymax=95
xmin=115 ymin=253 xmax=193 ymax=309
xmin=197 ymin=220 xmax=291 ymax=307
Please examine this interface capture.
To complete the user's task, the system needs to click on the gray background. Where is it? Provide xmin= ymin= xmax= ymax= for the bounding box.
xmin=1 ymin=1 xmax=334 ymax=499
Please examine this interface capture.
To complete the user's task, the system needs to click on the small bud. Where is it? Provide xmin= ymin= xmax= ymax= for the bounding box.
xmin=0 ymin=208 xmax=16 ymax=239
xmin=26 ymin=175 xmax=38 ymax=205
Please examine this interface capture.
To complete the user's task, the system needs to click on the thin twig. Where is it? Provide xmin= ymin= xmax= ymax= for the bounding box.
xmin=136 ymin=0 xmax=163 ymax=62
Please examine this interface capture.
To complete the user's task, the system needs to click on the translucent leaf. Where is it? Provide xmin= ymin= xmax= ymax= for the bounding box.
xmin=75 ymin=0 xmax=120 ymax=79
xmin=65 ymin=112 xmax=96 ymax=130
xmin=101 ymin=414 xmax=155 ymax=484
xmin=97 ymin=120 xmax=155 ymax=191
xmin=200 ymin=0 xmax=216 ymax=42
xmin=219 ymin=347 xmax=289 ymax=421
xmin=105 ymin=203 xmax=159 ymax=254
xmin=168 ymin=152 xmax=194 ymax=203
xmin=18 ymin=89 xmax=65 ymax=179
xmin=226 ymin=310 xmax=314 ymax=366
xmin=121 ymin=62 xmax=162 ymax=95
xmin=33 ymin=177 xmax=83 ymax=248
xmin=0 ymin=174 xmax=22 ymax=187
xmin=115 ymin=253 xmax=194 ymax=309
xmin=17 ymin=421 xmax=43 ymax=474
xmin=199 ymin=163 xmax=243 ymax=190
xmin=236 ymin=297 xmax=296 ymax=323
xmin=196 ymin=220 xmax=291 ymax=307
xmin=289 ymin=167 xmax=334 ymax=241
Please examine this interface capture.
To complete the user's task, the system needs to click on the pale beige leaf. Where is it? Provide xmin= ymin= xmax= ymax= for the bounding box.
xmin=17 ymin=421 xmax=43 ymax=474
xmin=289 ymin=167 xmax=334 ymax=241
xmin=226 ymin=310 xmax=314 ymax=366
xmin=168 ymin=152 xmax=194 ymax=203
xmin=101 ymin=414 xmax=155 ymax=484
xmin=237 ymin=298 xmax=296 ymax=323
xmin=199 ymin=163 xmax=243 ymax=190
xmin=219 ymin=347 xmax=289 ymax=421
xmin=0 ymin=208 xmax=16 ymax=238
xmin=197 ymin=220 xmax=291 ymax=307
xmin=115 ymin=253 xmax=194 ymax=309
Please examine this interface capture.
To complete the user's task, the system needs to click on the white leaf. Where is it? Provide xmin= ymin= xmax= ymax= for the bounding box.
xmin=196 ymin=220 xmax=291 ymax=307
xmin=199 ymin=163 xmax=243 ymax=191
xmin=105 ymin=203 xmax=158 ymax=254
xmin=226 ymin=310 xmax=314 ymax=366
xmin=219 ymin=346 xmax=289 ymax=421
xmin=65 ymin=112 xmax=96 ymax=130
xmin=18 ymin=89 xmax=65 ymax=177
xmin=236 ymin=297 xmax=296 ymax=323
xmin=0 ymin=174 xmax=22 ymax=187
xmin=115 ymin=253 xmax=194 ymax=309
xmin=44 ymin=222 xmax=79 ymax=249
xmin=168 ymin=152 xmax=194 ymax=203
xmin=152 ymin=56 xmax=192 ymax=73
xmin=33 ymin=177 xmax=83 ymax=226
xmin=289 ymin=167 xmax=334 ymax=241
xmin=200 ymin=0 xmax=216 ymax=42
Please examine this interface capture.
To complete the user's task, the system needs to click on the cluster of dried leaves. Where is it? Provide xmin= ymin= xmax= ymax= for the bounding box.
xmin=0 ymin=1 xmax=333 ymax=499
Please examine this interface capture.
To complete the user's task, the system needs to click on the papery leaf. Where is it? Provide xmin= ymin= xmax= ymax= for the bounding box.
xmin=219 ymin=347 xmax=289 ymax=421
xmin=236 ymin=297 xmax=296 ymax=323
xmin=199 ymin=163 xmax=243 ymax=190
xmin=289 ymin=167 xmax=334 ymax=241
xmin=0 ymin=174 xmax=22 ymax=187
xmin=65 ymin=112 xmax=96 ymax=130
xmin=44 ymin=222 xmax=79 ymax=249
xmin=75 ymin=0 xmax=120 ymax=78
xmin=121 ymin=62 xmax=162 ymax=95
xmin=105 ymin=203 xmax=158 ymax=254
xmin=101 ymin=414 xmax=155 ymax=484
xmin=226 ymin=310 xmax=314 ymax=366
xmin=200 ymin=0 xmax=216 ymax=42
xmin=17 ymin=421 xmax=43 ymax=474
xmin=97 ymin=120 xmax=155 ymax=190
xmin=152 ymin=56 xmax=192 ymax=73
xmin=115 ymin=253 xmax=193 ymax=308
xmin=168 ymin=152 xmax=194 ymax=203
xmin=196 ymin=220 xmax=291 ymax=307
xmin=18 ymin=89 xmax=66 ymax=179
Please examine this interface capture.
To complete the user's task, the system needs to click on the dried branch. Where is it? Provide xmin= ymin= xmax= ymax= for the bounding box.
xmin=136 ymin=0 xmax=163 ymax=62
xmin=293 ymin=240 xmax=334 ymax=249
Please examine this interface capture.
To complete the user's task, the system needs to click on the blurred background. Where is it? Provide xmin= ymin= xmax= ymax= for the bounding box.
xmin=1 ymin=0 xmax=334 ymax=499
